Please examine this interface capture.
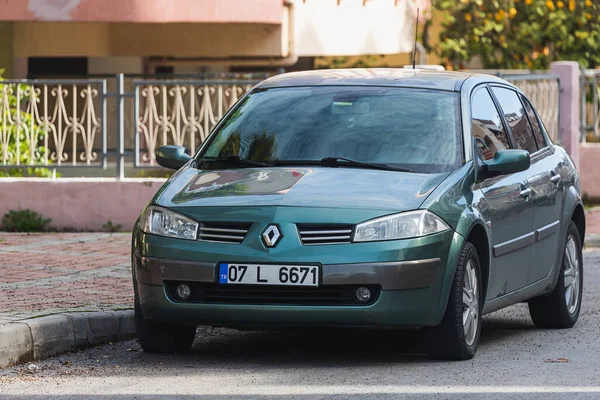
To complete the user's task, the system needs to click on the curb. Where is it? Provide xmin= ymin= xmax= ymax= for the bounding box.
xmin=584 ymin=233 xmax=600 ymax=248
xmin=0 ymin=310 xmax=135 ymax=369
xmin=583 ymin=233 xmax=600 ymax=247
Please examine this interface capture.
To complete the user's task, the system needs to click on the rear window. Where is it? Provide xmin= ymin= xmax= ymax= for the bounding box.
xmin=200 ymin=86 xmax=462 ymax=173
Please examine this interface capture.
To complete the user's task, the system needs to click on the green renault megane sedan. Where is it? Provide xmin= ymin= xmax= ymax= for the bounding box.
xmin=131 ymin=68 xmax=585 ymax=360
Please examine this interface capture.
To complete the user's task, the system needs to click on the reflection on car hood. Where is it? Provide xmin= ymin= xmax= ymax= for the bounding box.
xmin=157 ymin=167 xmax=450 ymax=211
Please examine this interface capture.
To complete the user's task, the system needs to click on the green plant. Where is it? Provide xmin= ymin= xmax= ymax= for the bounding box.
xmin=1 ymin=209 xmax=51 ymax=232
xmin=103 ymin=220 xmax=122 ymax=233
xmin=433 ymin=0 xmax=600 ymax=70
xmin=0 ymin=69 xmax=55 ymax=178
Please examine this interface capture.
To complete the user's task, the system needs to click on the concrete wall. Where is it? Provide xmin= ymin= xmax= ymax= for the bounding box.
xmin=88 ymin=57 xmax=143 ymax=75
xmin=0 ymin=179 xmax=166 ymax=231
xmin=315 ymin=7 xmax=445 ymax=69
xmin=12 ymin=22 xmax=286 ymax=58
xmin=0 ymin=22 xmax=13 ymax=78
xmin=293 ymin=0 xmax=420 ymax=56
xmin=0 ymin=0 xmax=283 ymax=24
xmin=6 ymin=0 xmax=432 ymax=61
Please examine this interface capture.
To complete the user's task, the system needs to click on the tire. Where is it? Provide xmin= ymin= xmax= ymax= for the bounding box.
xmin=134 ymin=294 xmax=197 ymax=354
xmin=425 ymin=242 xmax=482 ymax=360
xmin=528 ymin=221 xmax=583 ymax=329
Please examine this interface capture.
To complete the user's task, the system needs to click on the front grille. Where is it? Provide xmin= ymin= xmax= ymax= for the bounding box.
xmin=197 ymin=222 xmax=252 ymax=244
xmin=167 ymin=282 xmax=380 ymax=306
xmin=297 ymin=224 xmax=354 ymax=245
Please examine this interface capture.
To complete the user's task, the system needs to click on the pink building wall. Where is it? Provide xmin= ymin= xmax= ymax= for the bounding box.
xmin=0 ymin=0 xmax=283 ymax=24
xmin=579 ymin=144 xmax=600 ymax=200
xmin=0 ymin=179 xmax=166 ymax=231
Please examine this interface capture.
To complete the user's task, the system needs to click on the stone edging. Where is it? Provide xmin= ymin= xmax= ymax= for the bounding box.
xmin=0 ymin=310 xmax=135 ymax=369
xmin=584 ymin=233 xmax=600 ymax=248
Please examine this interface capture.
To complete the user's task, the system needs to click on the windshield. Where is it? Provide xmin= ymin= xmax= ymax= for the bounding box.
xmin=198 ymin=86 xmax=462 ymax=173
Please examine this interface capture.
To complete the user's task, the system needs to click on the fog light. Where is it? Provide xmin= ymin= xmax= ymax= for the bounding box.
xmin=175 ymin=284 xmax=191 ymax=301
xmin=355 ymin=287 xmax=371 ymax=303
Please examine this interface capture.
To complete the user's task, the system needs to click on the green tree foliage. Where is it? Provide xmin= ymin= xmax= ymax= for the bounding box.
xmin=0 ymin=69 xmax=53 ymax=177
xmin=433 ymin=0 xmax=600 ymax=70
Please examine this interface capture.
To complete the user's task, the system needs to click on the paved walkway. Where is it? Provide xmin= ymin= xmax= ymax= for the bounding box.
xmin=0 ymin=233 xmax=132 ymax=322
xmin=1 ymin=209 xmax=600 ymax=323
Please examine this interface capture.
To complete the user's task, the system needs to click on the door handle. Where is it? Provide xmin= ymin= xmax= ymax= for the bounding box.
xmin=520 ymin=188 xmax=532 ymax=198
xmin=551 ymin=173 xmax=561 ymax=184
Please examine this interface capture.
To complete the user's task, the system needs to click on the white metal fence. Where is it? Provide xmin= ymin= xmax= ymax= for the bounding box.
xmin=0 ymin=80 xmax=106 ymax=168
xmin=0 ymin=70 xmax=563 ymax=176
xmin=134 ymin=79 xmax=257 ymax=167
xmin=0 ymin=73 xmax=265 ymax=176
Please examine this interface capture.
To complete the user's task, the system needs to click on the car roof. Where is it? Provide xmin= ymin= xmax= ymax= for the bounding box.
xmin=256 ymin=68 xmax=497 ymax=92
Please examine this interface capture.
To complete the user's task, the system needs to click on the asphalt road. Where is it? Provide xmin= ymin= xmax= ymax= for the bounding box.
xmin=1 ymin=250 xmax=600 ymax=400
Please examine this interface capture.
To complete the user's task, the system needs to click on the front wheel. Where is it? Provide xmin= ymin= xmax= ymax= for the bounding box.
xmin=135 ymin=297 xmax=197 ymax=354
xmin=425 ymin=242 xmax=482 ymax=360
xmin=528 ymin=221 xmax=583 ymax=329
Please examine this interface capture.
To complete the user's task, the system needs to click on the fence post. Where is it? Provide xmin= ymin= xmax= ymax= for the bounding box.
xmin=550 ymin=61 xmax=580 ymax=170
xmin=115 ymin=73 xmax=125 ymax=179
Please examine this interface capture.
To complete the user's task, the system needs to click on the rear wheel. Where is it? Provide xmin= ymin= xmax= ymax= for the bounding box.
xmin=425 ymin=242 xmax=482 ymax=360
xmin=134 ymin=295 xmax=197 ymax=354
xmin=528 ymin=221 xmax=583 ymax=329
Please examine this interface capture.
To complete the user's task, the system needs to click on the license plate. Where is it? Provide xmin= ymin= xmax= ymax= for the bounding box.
xmin=218 ymin=263 xmax=320 ymax=286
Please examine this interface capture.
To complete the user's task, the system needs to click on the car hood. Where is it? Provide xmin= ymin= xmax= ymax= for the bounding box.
xmin=157 ymin=167 xmax=450 ymax=212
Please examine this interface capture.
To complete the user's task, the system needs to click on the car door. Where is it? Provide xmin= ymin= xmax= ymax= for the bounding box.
xmin=521 ymin=96 xmax=564 ymax=284
xmin=472 ymin=86 xmax=534 ymax=299
xmin=490 ymin=86 xmax=564 ymax=284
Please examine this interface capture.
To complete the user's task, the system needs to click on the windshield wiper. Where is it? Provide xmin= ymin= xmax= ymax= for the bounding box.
xmin=319 ymin=157 xmax=411 ymax=172
xmin=200 ymin=156 xmax=410 ymax=172
xmin=201 ymin=155 xmax=273 ymax=167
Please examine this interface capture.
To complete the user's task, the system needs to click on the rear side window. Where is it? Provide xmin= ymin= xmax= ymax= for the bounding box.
xmin=471 ymin=88 xmax=510 ymax=161
xmin=491 ymin=87 xmax=538 ymax=154
xmin=520 ymin=95 xmax=547 ymax=148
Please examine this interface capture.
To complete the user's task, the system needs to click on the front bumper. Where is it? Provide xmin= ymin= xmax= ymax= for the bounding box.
xmin=133 ymin=229 xmax=465 ymax=328
xmin=135 ymin=256 xmax=440 ymax=290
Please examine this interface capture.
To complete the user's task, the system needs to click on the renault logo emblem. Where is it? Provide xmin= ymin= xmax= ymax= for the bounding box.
xmin=261 ymin=224 xmax=282 ymax=248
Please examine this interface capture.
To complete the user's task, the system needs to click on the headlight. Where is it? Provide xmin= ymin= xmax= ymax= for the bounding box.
xmin=139 ymin=205 xmax=198 ymax=240
xmin=353 ymin=210 xmax=450 ymax=242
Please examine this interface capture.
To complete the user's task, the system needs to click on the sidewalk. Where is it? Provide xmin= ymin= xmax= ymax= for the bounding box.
xmin=0 ymin=233 xmax=132 ymax=322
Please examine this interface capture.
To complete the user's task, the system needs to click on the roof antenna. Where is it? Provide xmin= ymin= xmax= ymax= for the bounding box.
xmin=412 ymin=8 xmax=419 ymax=69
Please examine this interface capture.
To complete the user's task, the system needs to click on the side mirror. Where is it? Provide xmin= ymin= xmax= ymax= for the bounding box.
xmin=483 ymin=149 xmax=530 ymax=177
xmin=155 ymin=145 xmax=192 ymax=170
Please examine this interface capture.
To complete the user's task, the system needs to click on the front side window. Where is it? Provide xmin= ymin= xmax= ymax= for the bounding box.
xmin=491 ymin=87 xmax=538 ymax=154
xmin=471 ymin=87 xmax=510 ymax=161
xmin=198 ymin=86 xmax=462 ymax=173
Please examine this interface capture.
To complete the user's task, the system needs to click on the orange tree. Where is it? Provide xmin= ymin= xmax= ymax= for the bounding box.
xmin=431 ymin=0 xmax=600 ymax=70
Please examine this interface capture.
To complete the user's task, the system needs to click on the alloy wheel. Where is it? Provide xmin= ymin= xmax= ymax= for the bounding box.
xmin=463 ymin=259 xmax=479 ymax=346
xmin=563 ymin=235 xmax=581 ymax=315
